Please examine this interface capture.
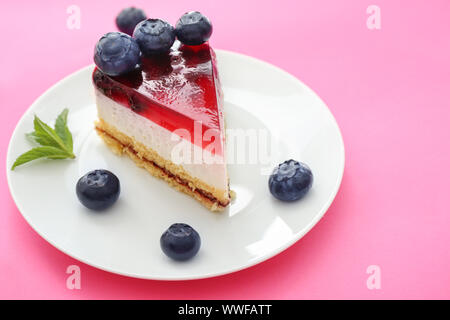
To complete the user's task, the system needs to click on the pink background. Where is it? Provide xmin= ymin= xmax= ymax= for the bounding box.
xmin=1 ymin=0 xmax=449 ymax=299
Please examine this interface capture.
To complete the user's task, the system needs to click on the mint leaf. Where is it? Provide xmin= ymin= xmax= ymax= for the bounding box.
xmin=34 ymin=115 xmax=74 ymax=157
xmin=54 ymin=109 xmax=73 ymax=152
xmin=11 ymin=146 xmax=72 ymax=170
xmin=25 ymin=132 xmax=39 ymax=144
xmin=29 ymin=128 xmax=60 ymax=148
xmin=11 ymin=109 xmax=76 ymax=170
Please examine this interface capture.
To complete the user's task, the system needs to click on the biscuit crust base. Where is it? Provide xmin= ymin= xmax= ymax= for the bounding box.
xmin=95 ymin=119 xmax=230 ymax=212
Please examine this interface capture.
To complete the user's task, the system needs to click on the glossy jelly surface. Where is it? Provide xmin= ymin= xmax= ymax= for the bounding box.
xmin=93 ymin=41 xmax=224 ymax=153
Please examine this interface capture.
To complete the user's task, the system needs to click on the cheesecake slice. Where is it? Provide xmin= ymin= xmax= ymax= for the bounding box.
xmin=92 ymin=41 xmax=230 ymax=211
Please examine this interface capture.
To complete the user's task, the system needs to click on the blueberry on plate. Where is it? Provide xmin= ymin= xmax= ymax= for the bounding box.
xmin=269 ymin=160 xmax=313 ymax=202
xmin=76 ymin=169 xmax=120 ymax=210
xmin=94 ymin=32 xmax=140 ymax=76
xmin=175 ymin=11 xmax=213 ymax=46
xmin=116 ymin=7 xmax=147 ymax=36
xmin=160 ymin=223 xmax=201 ymax=261
xmin=133 ymin=19 xmax=175 ymax=55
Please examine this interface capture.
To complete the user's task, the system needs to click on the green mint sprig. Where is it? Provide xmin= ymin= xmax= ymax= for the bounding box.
xmin=11 ymin=109 xmax=75 ymax=170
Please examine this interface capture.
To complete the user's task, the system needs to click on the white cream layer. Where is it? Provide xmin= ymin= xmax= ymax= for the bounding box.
xmin=95 ymin=90 xmax=229 ymax=194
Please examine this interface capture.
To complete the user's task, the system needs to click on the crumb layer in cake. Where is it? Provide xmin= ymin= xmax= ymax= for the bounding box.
xmin=95 ymin=119 xmax=230 ymax=211
xmin=95 ymin=89 xmax=229 ymax=194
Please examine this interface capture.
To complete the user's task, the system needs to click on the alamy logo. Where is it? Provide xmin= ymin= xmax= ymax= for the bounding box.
xmin=366 ymin=5 xmax=381 ymax=30
xmin=170 ymin=121 xmax=278 ymax=175
xmin=366 ymin=265 xmax=381 ymax=290
xmin=66 ymin=5 xmax=81 ymax=30
xmin=66 ymin=265 xmax=81 ymax=289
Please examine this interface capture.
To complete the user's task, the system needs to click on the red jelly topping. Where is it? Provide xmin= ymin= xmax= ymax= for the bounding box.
xmin=93 ymin=41 xmax=224 ymax=155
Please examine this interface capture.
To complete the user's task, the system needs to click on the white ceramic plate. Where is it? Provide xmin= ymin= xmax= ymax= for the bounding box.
xmin=6 ymin=50 xmax=344 ymax=280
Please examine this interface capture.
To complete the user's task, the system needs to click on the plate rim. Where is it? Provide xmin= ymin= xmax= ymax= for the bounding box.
xmin=6 ymin=49 xmax=345 ymax=281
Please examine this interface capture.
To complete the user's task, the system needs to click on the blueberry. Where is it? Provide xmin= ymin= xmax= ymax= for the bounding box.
xmin=133 ymin=19 xmax=175 ymax=55
xmin=175 ymin=11 xmax=213 ymax=46
xmin=160 ymin=223 xmax=201 ymax=261
xmin=94 ymin=32 xmax=140 ymax=76
xmin=116 ymin=7 xmax=147 ymax=36
xmin=269 ymin=160 xmax=313 ymax=202
xmin=76 ymin=170 xmax=120 ymax=210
